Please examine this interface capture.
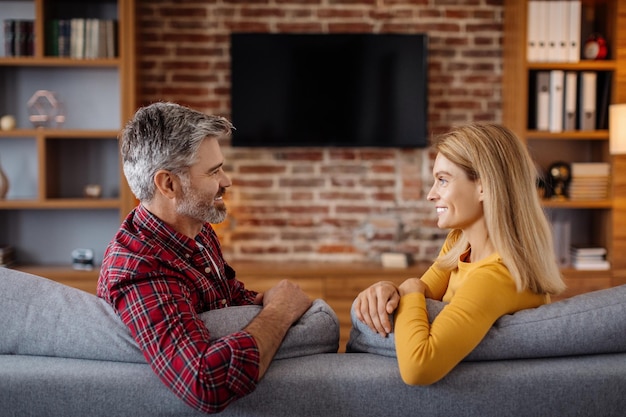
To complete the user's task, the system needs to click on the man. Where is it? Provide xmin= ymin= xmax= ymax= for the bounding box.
xmin=98 ymin=102 xmax=312 ymax=413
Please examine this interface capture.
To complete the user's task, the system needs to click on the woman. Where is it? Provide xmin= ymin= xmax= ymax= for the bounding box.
xmin=353 ymin=123 xmax=566 ymax=385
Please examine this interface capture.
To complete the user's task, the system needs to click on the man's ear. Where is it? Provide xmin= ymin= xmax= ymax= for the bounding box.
xmin=154 ymin=170 xmax=178 ymax=199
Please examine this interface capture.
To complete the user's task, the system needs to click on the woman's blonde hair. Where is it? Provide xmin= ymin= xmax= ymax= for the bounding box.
xmin=433 ymin=123 xmax=565 ymax=295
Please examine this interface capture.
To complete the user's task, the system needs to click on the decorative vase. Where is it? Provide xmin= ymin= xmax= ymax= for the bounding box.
xmin=0 ymin=161 xmax=8 ymax=199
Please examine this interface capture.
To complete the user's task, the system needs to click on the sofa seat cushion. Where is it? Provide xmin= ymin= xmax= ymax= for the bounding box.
xmin=1 ymin=352 xmax=625 ymax=417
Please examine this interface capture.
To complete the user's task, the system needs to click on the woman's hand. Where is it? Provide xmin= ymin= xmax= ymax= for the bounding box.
xmin=398 ymin=278 xmax=427 ymax=297
xmin=353 ymin=281 xmax=400 ymax=337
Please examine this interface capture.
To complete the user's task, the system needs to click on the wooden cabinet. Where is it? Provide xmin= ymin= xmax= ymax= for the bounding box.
xmin=0 ymin=0 xmax=136 ymax=279
xmin=503 ymin=0 xmax=626 ymax=290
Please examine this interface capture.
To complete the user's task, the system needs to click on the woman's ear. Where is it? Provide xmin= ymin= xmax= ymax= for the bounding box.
xmin=153 ymin=169 xmax=178 ymax=199
xmin=477 ymin=179 xmax=485 ymax=202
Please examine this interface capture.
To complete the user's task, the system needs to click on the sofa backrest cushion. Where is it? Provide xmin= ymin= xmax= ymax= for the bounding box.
xmin=0 ymin=267 xmax=339 ymax=362
xmin=347 ymin=284 xmax=626 ymax=360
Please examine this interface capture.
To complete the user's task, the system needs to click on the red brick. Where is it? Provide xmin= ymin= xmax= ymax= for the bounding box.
xmin=238 ymin=165 xmax=288 ymax=174
xmin=317 ymin=245 xmax=358 ymax=254
xmin=135 ymin=0 xmax=504 ymax=262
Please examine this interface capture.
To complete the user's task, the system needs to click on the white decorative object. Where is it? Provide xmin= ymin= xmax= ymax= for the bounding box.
xmin=381 ymin=252 xmax=410 ymax=268
xmin=0 ymin=115 xmax=16 ymax=131
xmin=84 ymin=184 xmax=102 ymax=198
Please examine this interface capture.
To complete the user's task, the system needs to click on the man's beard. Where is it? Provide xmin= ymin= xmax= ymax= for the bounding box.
xmin=176 ymin=184 xmax=227 ymax=224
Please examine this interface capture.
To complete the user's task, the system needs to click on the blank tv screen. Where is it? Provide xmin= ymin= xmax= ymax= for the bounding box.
xmin=230 ymin=33 xmax=429 ymax=148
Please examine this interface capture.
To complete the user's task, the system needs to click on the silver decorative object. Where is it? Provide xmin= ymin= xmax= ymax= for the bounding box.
xmin=84 ymin=184 xmax=102 ymax=198
xmin=27 ymin=90 xmax=65 ymax=128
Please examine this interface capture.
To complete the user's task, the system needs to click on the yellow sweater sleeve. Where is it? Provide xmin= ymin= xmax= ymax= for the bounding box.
xmin=394 ymin=260 xmax=546 ymax=386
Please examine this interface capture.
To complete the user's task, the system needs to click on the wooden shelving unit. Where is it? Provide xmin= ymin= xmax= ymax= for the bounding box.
xmin=503 ymin=0 xmax=626 ymax=292
xmin=0 ymin=0 xmax=136 ymax=280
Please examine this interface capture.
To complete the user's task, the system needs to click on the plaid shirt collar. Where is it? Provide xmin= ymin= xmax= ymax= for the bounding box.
xmin=133 ymin=203 xmax=214 ymax=257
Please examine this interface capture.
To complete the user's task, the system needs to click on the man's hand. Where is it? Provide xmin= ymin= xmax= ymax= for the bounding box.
xmin=244 ymin=280 xmax=311 ymax=378
xmin=261 ymin=280 xmax=311 ymax=323
xmin=353 ymin=281 xmax=400 ymax=337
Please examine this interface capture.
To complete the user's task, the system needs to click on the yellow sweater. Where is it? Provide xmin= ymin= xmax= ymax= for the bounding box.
xmin=394 ymin=245 xmax=548 ymax=385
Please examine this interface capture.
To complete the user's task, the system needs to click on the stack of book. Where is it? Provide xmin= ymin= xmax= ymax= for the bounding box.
xmin=3 ymin=20 xmax=35 ymax=57
xmin=46 ymin=18 xmax=117 ymax=58
xmin=570 ymin=245 xmax=610 ymax=270
xmin=0 ymin=245 xmax=15 ymax=267
xmin=568 ymin=162 xmax=610 ymax=200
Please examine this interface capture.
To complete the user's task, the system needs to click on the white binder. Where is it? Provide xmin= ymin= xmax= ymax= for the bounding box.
xmin=527 ymin=1 xmax=541 ymax=62
xmin=578 ymin=71 xmax=597 ymax=130
xmin=546 ymin=1 xmax=561 ymax=61
xmin=549 ymin=70 xmax=565 ymax=132
xmin=533 ymin=1 xmax=549 ymax=61
xmin=555 ymin=1 xmax=570 ymax=62
xmin=536 ymin=71 xmax=551 ymax=131
xmin=567 ymin=0 xmax=582 ymax=62
xmin=563 ymin=71 xmax=578 ymax=131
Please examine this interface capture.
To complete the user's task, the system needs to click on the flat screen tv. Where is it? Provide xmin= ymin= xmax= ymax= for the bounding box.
xmin=230 ymin=33 xmax=429 ymax=148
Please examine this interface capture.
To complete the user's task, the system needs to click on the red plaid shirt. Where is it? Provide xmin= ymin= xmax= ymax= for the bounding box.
xmin=97 ymin=204 xmax=260 ymax=413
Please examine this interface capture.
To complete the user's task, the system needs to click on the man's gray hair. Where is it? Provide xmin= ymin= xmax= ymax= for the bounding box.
xmin=120 ymin=102 xmax=233 ymax=202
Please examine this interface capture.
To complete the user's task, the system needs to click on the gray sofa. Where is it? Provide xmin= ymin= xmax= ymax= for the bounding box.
xmin=1 ymin=267 xmax=626 ymax=417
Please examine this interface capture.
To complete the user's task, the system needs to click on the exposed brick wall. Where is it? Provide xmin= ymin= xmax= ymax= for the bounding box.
xmin=136 ymin=0 xmax=504 ymax=263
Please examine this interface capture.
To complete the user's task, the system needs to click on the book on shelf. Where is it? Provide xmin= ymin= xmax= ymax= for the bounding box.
xmin=570 ymin=245 xmax=607 ymax=257
xmin=568 ymin=162 xmax=610 ymax=200
xmin=46 ymin=18 xmax=117 ymax=58
xmin=527 ymin=0 xmax=581 ymax=63
xmin=570 ymin=244 xmax=609 ymax=270
xmin=3 ymin=19 xmax=34 ymax=57
xmin=571 ymin=259 xmax=610 ymax=270
xmin=70 ymin=18 xmax=85 ymax=59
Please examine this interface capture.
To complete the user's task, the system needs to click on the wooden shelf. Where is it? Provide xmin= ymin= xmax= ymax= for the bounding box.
xmin=0 ymin=198 xmax=120 ymax=210
xmin=0 ymin=57 xmax=121 ymax=67
xmin=0 ymin=129 xmax=120 ymax=138
xmin=526 ymin=130 xmax=609 ymax=140
xmin=541 ymin=199 xmax=612 ymax=209
xmin=13 ymin=265 xmax=100 ymax=294
xmin=560 ymin=268 xmax=613 ymax=278
xmin=15 ymin=265 xmax=100 ymax=280
xmin=527 ymin=60 xmax=616 ymax=71
xmin=555 ymin=268 xmax=614 ymax=301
